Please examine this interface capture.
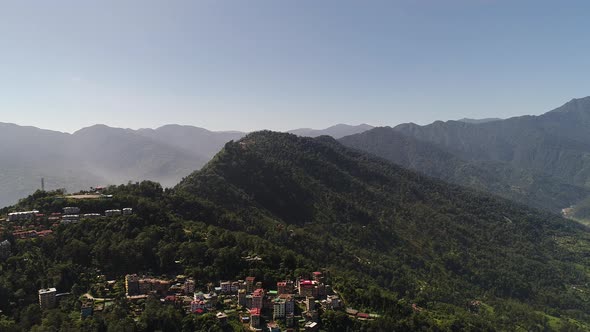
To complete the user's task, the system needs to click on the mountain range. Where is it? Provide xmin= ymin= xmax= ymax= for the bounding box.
xmin=3 ymin=96 xmax=590 ymax=220
xmin=0 ymin=123 xmax=372 ymax=208
xmin=4 ymin=130 xmax=590 ymax=330
xmin=340 ymin=97 xmax=590 ymax=220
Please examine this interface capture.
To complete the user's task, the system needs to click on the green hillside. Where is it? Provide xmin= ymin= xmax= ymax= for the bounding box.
xmin=1 ymin=131 xmax=590 ymax=331
xmin=176 ymin=131 xmax=590 ymax=330
xmin=339 ymin=127 xmax=590 ymax=213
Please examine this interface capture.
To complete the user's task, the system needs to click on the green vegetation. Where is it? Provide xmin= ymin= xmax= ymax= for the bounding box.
xmin=1 ymin=131 xmax=590 ymax=331
xmin=340 ymin=127 xmax=590 ymax=214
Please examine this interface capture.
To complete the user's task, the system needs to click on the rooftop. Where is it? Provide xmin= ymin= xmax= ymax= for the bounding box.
xmin=38 ymin=288 xmax=57 ymax=294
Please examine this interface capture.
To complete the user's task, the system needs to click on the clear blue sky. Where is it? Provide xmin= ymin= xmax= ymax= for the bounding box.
xmin=1 ymin=0 xmax=589 ymax=133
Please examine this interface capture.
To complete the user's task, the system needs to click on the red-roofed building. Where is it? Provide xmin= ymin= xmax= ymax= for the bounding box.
xmin=357 ymin=312 xmax=370 ymax=319
xmin=298 ymin=280 xmax=314 ymax=297
xmin=250 ymin=308 xmax=261 ymax=329
xmin=37 ymin=230 xmax=53 ymax=237
xmin=277 ymin=280 xmax=293 ymax=294
xmin=252 ymin=288 xmax=264 ymax=309
xmin=191 ymin=300 xmax=207 ymax=312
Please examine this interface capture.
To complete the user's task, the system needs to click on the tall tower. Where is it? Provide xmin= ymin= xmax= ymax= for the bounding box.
xmin=41 ymin=177 xmax=45 ymax=191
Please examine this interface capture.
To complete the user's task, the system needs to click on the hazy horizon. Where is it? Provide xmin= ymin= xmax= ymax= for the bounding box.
xmin=2 ymin=1 xmax=590 ymax=133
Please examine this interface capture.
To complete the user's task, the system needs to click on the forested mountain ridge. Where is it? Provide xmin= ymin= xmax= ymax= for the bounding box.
xmin=339 ymin=127 xmax=590 ymax=213
xmin=0 ymin=123 xmax=372 ymax=208
xmin=393 ymin=97 xmax=590 ymax=188
xmin=2 ymin=131 xmax=590 ymax=330
xmin=175 ymin=131 xmax=590 ymax=329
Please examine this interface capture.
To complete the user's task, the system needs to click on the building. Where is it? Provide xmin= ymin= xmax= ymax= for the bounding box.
xmin=252 ymin=288 xmax=264 ymax=309
xmin=184 ymin=278 xmax=195 ymax=294
xmin=304 ymin=321 xmax=319 ymax=332
xmin=105 ymin=209 xmax=122 ymax=217
xmin=63 ymin=207 xmax=80 ymax=214
xmin=0 ymin=240 xmax=11 ymax=259
xmin=38 ymin=288 xmax=57 ymax=310
xmin=204 ymin=292 xmax=218 ymax=307
xmin=298 ymin=280 xmax=314 ymax=297
xmin=277 ymin=280 xmax=294 ymax=295
xmin=306 ymin=297 xmax=315 ymax=312
xmin=125 ymin=274 xmax=140 ymax=296
xmin=326 ymin=295 xmax=342 ymax=309
xmin=216 ymin=312 xmax=228 ymax=326
xmin=61 ymin=215 xmax=80 ymax=224
xmin=83 ymin=213 xmax=101 ymax=218
xmin=191 ymin=300 xmax=206 ymax=312
xmin=250 ymin=308 xmax=261 ymax=329
xmin=238 ymin=289 xmax=247 ymax=307
xmin=12 ymin=230 xmax=37 ymax=239
xmin=280 ymin=294 xmax=295 ymax=315
xmin=80 ymin=299 xmax=94 ymax=318
xmin=273 ymin=297 xmax=286 ymax=319
xmin=138 ymin=278 xmax=171 ymax=295
xmin=220 ymin=281 xmax=231 ymax=294
xmin=245 ymin=276 xmax=255 ymax=293
xmin=8 ymin=210 xmax=39 ymax=222
xmin=286 ymin=313 xmax=295 ymax=328
xmin=122 ymin=208 xmax=133 ymax=215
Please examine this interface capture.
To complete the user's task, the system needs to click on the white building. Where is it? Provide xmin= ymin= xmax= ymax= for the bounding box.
xmin=63 ymin=207 xmax=80 ymax=214
xmin=7 ymin=210 xmax=39 ymax=222
xmin=38 ymin=288 xmax=57 ymax=310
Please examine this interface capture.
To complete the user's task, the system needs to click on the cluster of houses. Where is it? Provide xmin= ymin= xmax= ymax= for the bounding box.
xmin=110 ymin=272 xmax=346 ymax=331
xmin=2 ymin=206 xmax=133 ymax=240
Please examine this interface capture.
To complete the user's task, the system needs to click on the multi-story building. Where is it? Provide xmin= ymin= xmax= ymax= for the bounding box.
xmin=184 ymin=278 xmax=195 ymax=294
xmin=250 ymin=308 xmax=261 ymax=329
xmin=38 ymin=288 xmax=57 ymax=310
xmin=125 ymin=274 xmax=140 ymax=296
xmin=245 ymin=276 xmax=255 ymax=293
xmin=280 ymin=294 xmax=295 ymax=315
xmin=252 ymin=288 xmax=264 ymax=309
xmin=238 ymin=289 xmax=247 ymax=307
xmin=277 ymin=280 xmax=294 ymax=295
xmin=273 ymin=297 xmax=286 ymax=319
xmin=298 ymin=280 xmax=314 ymax=297
xmin=220 ymin=281 xmax=231 ymax=294
xmin=306 ymin=296 xmax=315 ymax=312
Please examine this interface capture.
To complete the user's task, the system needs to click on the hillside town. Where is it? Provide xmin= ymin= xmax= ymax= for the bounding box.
xmin=1 ymin=203 xmax=376 ymax=331
xmin=1 ymin=205 xmax=132 ymax=240
xmin=36 ymin=270 xmax=375 ymax=332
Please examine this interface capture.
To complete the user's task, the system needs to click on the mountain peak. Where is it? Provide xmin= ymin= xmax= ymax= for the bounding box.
xmin=547 ymin=96 xmax=590 ymax=114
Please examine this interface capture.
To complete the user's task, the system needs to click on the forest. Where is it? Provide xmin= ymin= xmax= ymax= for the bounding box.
xmin=1 ymin=131 xmax=590 ymax=331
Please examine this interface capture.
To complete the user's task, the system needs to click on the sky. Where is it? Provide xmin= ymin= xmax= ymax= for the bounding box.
xmin=1 ymin=0 xmax=590 ymax=133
